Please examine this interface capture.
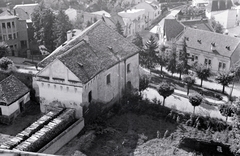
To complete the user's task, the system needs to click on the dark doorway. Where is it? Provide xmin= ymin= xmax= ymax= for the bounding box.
xmin=88 ymin=91 xmax=92 ymax=103
xmin=127 ymin=81 xmax=132 ymax=90
xmin=19 ymin=101 xmax=24 ymax=112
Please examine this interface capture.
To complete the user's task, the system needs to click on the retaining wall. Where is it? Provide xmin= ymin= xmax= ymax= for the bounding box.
xmin=38 ymin=118 xmax=84 ymax=154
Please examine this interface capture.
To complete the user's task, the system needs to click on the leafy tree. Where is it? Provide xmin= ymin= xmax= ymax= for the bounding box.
xmin=86 ymin=20 xmax=92 ymax=27
xmin=183 ymin=75 xmax=195 ymax=95
xmin=0 ymin=42 xmax=9 ymax=58
xmin=210 ymin=17 xmax=224 ymax=34
xmin=73 ymin=14 xmax=84 ymax=30
xmin=141 ymin=35 xmax=158 ymax=72
xmin=189 ymin=93 xmax=203 ymax=115
xmin=166 ymin=44 xmax=177 ymax=75
xmin=194 ymin=64 xmax=211 ymax=87
xmin=176 ymin=60 xmax=185 ymax=80
xmin=215 ymin=72 xmax=234 ymax=94
xmin=53 ymin=9 xmax=72 ymax=48
xmin=0 ymin=57 xmax=15 ymax=71
xmin=158 ymin=82 xmax=174 ymax=106
xmin=115 ymin=20 xmax=124 ymax=36
xmin=158 ymin=44 xmax=168 ymax=76
xmin=139 ymin=75 xmax=150 ymax=96
xmin=93 ymin=16 xmax=98 ymax=22
xmin=219 ymin=104 xmax=235 ymax=122
xmin=32 ymin=2 xmax=56 ymax=51
xmin=132 ymin=33 xmax=143 ymax=49
xmin=179 ymin=38 xmax=190 ymax=73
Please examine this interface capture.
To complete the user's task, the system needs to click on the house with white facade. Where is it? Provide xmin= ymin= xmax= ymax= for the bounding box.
xmin=133 ymin=0 xmax=161 ymax=26
xmin=118 ymin=8 xmax=146 ymax=36
xmin=35 ymin=20 xmax=139 ymax=115
xmin=206 ymin=0 xmax=240 ymax=28
xmin=176 ymin=27 xmax=240 ymax=72
xmin=0 ymin=75 xmax=30 ymax=123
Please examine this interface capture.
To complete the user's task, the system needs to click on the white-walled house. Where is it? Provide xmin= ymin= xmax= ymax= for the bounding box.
xmin=206 ymin=0 xmax=240 ymax=28
xmin=118 ymin=8 xmax=146 ymax=36
xmin=176 ymin=27 xmax=240 ymax=72
xmin=133 ymin=1 xmax=161 ymax=26
xmin=35 ymin=20 xmax=139 ymax=115
xmin=0 ymin=75 xmax=30 ymax=121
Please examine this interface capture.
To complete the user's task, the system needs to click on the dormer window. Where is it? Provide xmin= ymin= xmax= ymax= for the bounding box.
xmin=197 ymin=40 xmax=201 ymax=44
xmin=226 ymin=46 xmax=230 ymax=50
xmin=211 ymin=42 xmax=215 ymax=47
xmin=185 ymin=37 xmax=189 ymax=41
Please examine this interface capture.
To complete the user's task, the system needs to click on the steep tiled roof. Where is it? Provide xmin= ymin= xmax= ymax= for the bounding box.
xmin=181 ymin=20 xmax=214 ymax=32
xmin=177 ymin=27 xmax=240 ymax=57
xmin=38 ymin=20 xmax=139 ymax=83
xmin=206 ymin=0 xmax=233 ymax=12
xmin=164 ymin=19 xmax=184 ymax=41
xmin=0 ymin=10 xmax=17 ymax=20
xmin=0 ymin=75 xmax=29 ymax=106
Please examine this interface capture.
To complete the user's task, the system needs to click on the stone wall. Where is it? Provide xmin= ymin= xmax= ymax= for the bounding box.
xmin=38 ymin=118 xmax=84 ymax=154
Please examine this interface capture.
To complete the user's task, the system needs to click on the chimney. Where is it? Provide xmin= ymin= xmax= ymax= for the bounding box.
xmin=67 ymin=30 xmax=73 ymax=41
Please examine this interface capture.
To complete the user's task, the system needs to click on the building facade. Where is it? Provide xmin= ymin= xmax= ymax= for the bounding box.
xmin=176 ymin=27 xmax=240 ymax=72
xmin=0 ymin=11 xmax=29 ymax=56
xmin=35 ymin=20 xmax=139 ymax=115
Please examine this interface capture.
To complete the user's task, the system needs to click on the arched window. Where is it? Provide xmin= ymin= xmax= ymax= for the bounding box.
xmin=88 ymin=91 xmax=92 ymax=103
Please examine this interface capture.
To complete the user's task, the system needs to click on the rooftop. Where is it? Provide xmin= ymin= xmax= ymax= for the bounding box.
xmin=177 ymin=27 xmax=240 ymax=58
xmin=13 ymin=3 xmax=39 ymax=20
xmin=0 ymin=75 xmax=29 ymax=106
xmin=38 ymin=20 xmax=139 ymax=83
xmin=181 ymin=19 xmax=214 ymax=32
xmin=164 ymin=19 xmax=184 ymax=41
xmin=0 ymin=10 xmax=17 ymax=20
xmin=91 ymin=10 xmax=111 ymax=18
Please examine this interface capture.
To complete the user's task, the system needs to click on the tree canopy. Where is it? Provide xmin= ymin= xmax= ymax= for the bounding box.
xmin=115 ymin=20 xmax=124 ymax=36
xmin=166 ymin=44 xmax=177 ymax=75
xmin=132 ymin=33 xmax=143 ymax=49
xmin=0 ymin=57 xmax=15 ymax=72
xmin=194 ymin=64 xmax=211 ymax=87
xmin=183 ymin=75 xmax=195 ymax=95
xmin=219 ymin=104 xmax=236 ymax=122
xmin=189 ymin=93 xmax=203 ymax=115
xmin=0 ymin=42 xmax=10 ymax=58
xmin=158 ymin=82 xmax=174 ymax=106
xmin=53 ymin=9 xmax=72 ymax=48
xmin=32 ymin=2 xmax=56 ymax=51
xmin=215 ymin=72 xmax=234 ymax=93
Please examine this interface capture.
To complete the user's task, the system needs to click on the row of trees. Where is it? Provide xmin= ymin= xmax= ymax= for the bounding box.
xmin=32 ymin=2 xmax=72 ymax=52
xmin=134 ymin=33 xmax=239 ymax=96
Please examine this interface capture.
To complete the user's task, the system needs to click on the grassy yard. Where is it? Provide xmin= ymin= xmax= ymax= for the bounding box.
xmin=57 ymin=113 xmax=178 ymax=156
xmin=0 ymin=102 xmax=42 ymax=136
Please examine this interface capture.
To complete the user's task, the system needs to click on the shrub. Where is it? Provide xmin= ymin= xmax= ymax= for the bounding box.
xmin=214 ymin=93 xmax=223 ymax=100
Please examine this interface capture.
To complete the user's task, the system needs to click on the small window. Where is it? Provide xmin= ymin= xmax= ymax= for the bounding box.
xmin=41 ymin=83 xmax=44 ymax=86
xmin=223 ymin=63 xmax=226 ymax=69
xmin=208 ymin=60 xmax=211 ymax=65
xmin=60 ymin=86 xmax=63 ymax=90
xmin=12 ymin=22 xmax=15 ymax=27
xmin=13 ymin=33 xmax=16 ymax=39
xmin=106 ymin=74 xmax=111 ymax=85
xmin=8 ymin=34 xmax=12 ymax=40
xmin=2 ymin=23 xmax=5 ymax=29
xmin=219 ymin=62 xmax=222 ymax=69
xmin=48 ymin=84 xmax=50 ymax=88
xmin=75 ymin=88 xmax=77 ymax=92
xmin=3 ymin=35 xmax=7 ymax=41
xmin=0 ymin=108 xmax=2 ymax=115
xmin=54 ymin=85 xmax=56 ymax=89
xmin=7 ymin=22 xmax=11 ymax=28
xmin=191 ymin=55 xmax=194 ymax=61
xmin=66 ymin=87 xmax=69 ymax=91
xmin=127 ymin=64 xmax=131 ymax=73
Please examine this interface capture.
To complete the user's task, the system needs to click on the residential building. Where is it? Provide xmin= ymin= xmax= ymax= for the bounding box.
xmin=13 ymin=3 xmax=39 ymax=47
xmin=133 ymin=1 xmax=161 ymax=26
xmin=206 ymin=0 xmax=240 ymax=28
xmin=34 ymin=20 xmax=139 ymax=115
xmin=176 ymin=27 xmax=240 ymax=72
xmin=83 ymin=10 xmax=116 ymax=29
xmin=118 ymin=8 xmax=146 ymax=36
xmin=0 ymin=75 xmax=30 ymax=122
xmin=0 ymin=11 xmax=29 ymax=56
